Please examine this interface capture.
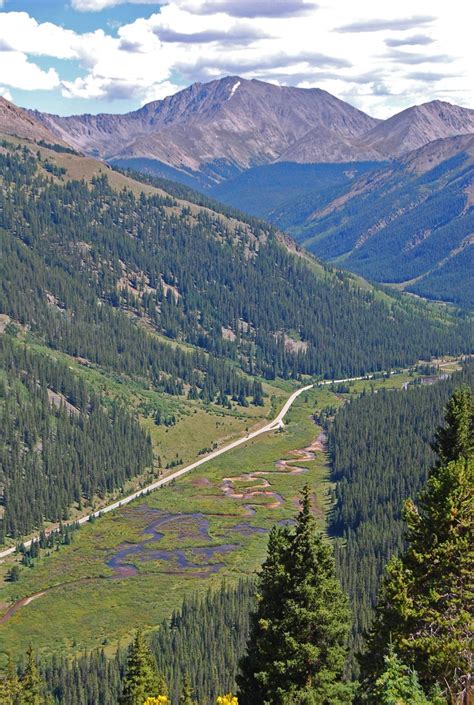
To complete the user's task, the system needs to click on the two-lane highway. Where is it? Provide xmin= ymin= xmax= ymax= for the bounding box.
xmin=0 ymin=372 xmax=387 ymax=561
xmin=0 ymin=382 xmax=314 ymax=561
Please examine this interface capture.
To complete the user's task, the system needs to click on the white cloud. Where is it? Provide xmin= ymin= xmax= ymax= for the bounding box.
xmin=142 ymin=80 xmax=184 ymax=102
xmin=0 ymin=52 xmax=59 ymax=90
xmin=72 ymin=0 xmax=161 ymax=10
xmin=0 ymin=0 xmax=472 ymax=116
xmin=0 ymin=12 xmax=88 ymax=59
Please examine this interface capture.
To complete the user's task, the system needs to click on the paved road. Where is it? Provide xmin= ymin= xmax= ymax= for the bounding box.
xmin=0 ymin=382 xmax=316 ymax=561
xmin=0 ymin=372 xmax=384 ymax=561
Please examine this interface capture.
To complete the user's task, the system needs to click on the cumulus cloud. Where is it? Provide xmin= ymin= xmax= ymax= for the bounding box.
xmin=371 ymin=81 xmax=391 ymax=96
xmin=176 ymin=0 xmax=319 ymax=18
xmin=0 ymin=0 xmax=472 ymax=118
xmin=336 ymin=15 xmax=435 ymax=33
xmin=385 ymin=34 xmax=434 ymax=47
xmin=0 ymin=12 xmax=81 ymax=58
xmin=0 ymin=51 xmax=59 ymax=90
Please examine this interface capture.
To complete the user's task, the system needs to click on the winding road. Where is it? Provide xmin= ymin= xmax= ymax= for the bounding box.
xmin=0 ymin=373 xmax=376 ymax=562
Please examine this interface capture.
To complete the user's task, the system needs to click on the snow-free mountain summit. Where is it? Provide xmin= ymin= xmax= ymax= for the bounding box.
xmin=30 ymin=76 xmax=474 ymax=188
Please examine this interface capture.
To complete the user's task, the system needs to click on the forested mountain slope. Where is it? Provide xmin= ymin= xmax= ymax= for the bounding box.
xmin=1 ymin=135 xmax=469 ymax=386
xmin=226 ymin=135 xmax=473 ymax=308
xmin=210 ymin=161 xmax=383 ymax=227
xmin=0 ymin=129 xmax=472 ymax=549
xmin=0 ymin=336 xmax=152 ymax=541
xmin=328 ymin=362 xmax=474 ymax=655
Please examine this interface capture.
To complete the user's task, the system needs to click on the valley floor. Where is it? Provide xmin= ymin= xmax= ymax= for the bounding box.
xmin=0 ymin=366 xmax=456 ymax=663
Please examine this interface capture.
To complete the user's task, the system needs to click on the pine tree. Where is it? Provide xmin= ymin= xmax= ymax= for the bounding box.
xmin=20 ymin=645 xmax=45 ymax=705
xmin=238 ymin=485 xmax=352 ymax=705
xmin=360 ymin=388 xmax=474 ymax=704
xmin=119 ymin=631 xmax=165 ymax=705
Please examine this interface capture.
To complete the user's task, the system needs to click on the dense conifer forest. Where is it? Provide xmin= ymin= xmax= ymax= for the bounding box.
xmin=0 ymin=335 xmax=152 ymax=541
xmin=0 ymin=136 xmax=473 ymax=705
xmin=20 ymin=582 xmax=254 ymax=705
xmin=327 ymin=363 xmax=474 ymax=654
xmin=0 ymin=142 xmax=470 ymax=388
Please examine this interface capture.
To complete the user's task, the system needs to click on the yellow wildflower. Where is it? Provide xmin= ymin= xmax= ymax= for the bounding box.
xmin=143 ymin=697 xmax=169 ymax=705
xmin=216 ymin=695 xmax=238 ymax=705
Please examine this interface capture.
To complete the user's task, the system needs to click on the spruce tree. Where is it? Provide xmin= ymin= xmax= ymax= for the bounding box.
xmin=373 ymin=647 xmax=443 ymax=705
xmin=238 ymin=485 xmax=352 ymax=705
xmin=179 ymin=674 xmax=197 ymax=705
xmin=20 ymin=646 xmax=44 ymax=705
xmin=0 ymin=654 xmax=20 ymax=704
xmin=432 ymin=386 xmax=474 ymax=464
xmin=360 ymin=388 xmax=474 ymax=703
xmin=119 ymin=630 xmax=164 ymax=705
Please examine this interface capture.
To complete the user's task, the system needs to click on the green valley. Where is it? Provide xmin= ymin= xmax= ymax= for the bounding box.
xmin=0 ymin=99 xmax=472 ymax=705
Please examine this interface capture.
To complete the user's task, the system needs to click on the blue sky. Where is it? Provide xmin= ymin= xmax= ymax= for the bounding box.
xmin=0 ymin=0 xmax=472 ymax=118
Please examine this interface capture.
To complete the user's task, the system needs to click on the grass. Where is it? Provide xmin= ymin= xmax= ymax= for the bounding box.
xmin=0 ymin=386 xmax=329 ymax=661
xmin=0 ymin=334 xmax=286 ymax=549
xmin=0 ymin=368 xmax=438 ymax=664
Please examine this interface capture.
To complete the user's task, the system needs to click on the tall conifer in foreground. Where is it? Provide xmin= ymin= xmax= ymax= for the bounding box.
xmin=120 ymin=630 xmax=166 ymax=705
xmin=237 ymin=485 xmax=352 ymax=705
xmin=360 ymin=387 xmax=474 ymax=704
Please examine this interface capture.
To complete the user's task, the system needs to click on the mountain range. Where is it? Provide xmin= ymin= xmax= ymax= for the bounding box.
xmin=213 ymin=134 xmax=474 ymax=308
xmin=0 ymin=96 xmax=66 ymax=144
xmin=0 ymin=73 xmax=473 ymax=691
xmin=2 ymin=77 xmax=474 ymax=308
xmin=29 ymin=76 xmax=474 ymax=187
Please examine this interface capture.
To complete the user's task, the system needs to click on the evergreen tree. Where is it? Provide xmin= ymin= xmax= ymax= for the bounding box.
xmin=0 ymin=654 xmax=20 ymax=704
xmin=360 ymin=388 xmax=474 ymax=703
xmin=327 ymin=364 xmax=473 ymax=661
xmin=20 ymin=646 xmax=45 ymax=705
xmin=120 ymin=631 xmax=164 ymax=705
xmin=372 ymin=647 xmax=443 ymax=705
xmin=432 ymin=386 xmax=474 ymax=465
xmin=179 ymin=674 xmax=197 ymax=705
xmin=238 ymin=485 xmax=352 ymax=705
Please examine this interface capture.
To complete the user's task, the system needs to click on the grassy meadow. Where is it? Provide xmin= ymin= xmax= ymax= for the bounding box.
xmin=0 ymin=369 xmax=426 ymax=663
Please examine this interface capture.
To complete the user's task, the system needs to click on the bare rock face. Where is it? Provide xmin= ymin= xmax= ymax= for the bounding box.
xmin=400 ymin=133 xmax=474 ymax=174
xmin=358 ymin=100 xmax=474 ymax=158
xmin=30 ymin=77 xmax=379 ymax=171
xmin=0 ymin=97 xmax=65 ymax=144
xmin=27 ymin=78 xmax=474 ymax=182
